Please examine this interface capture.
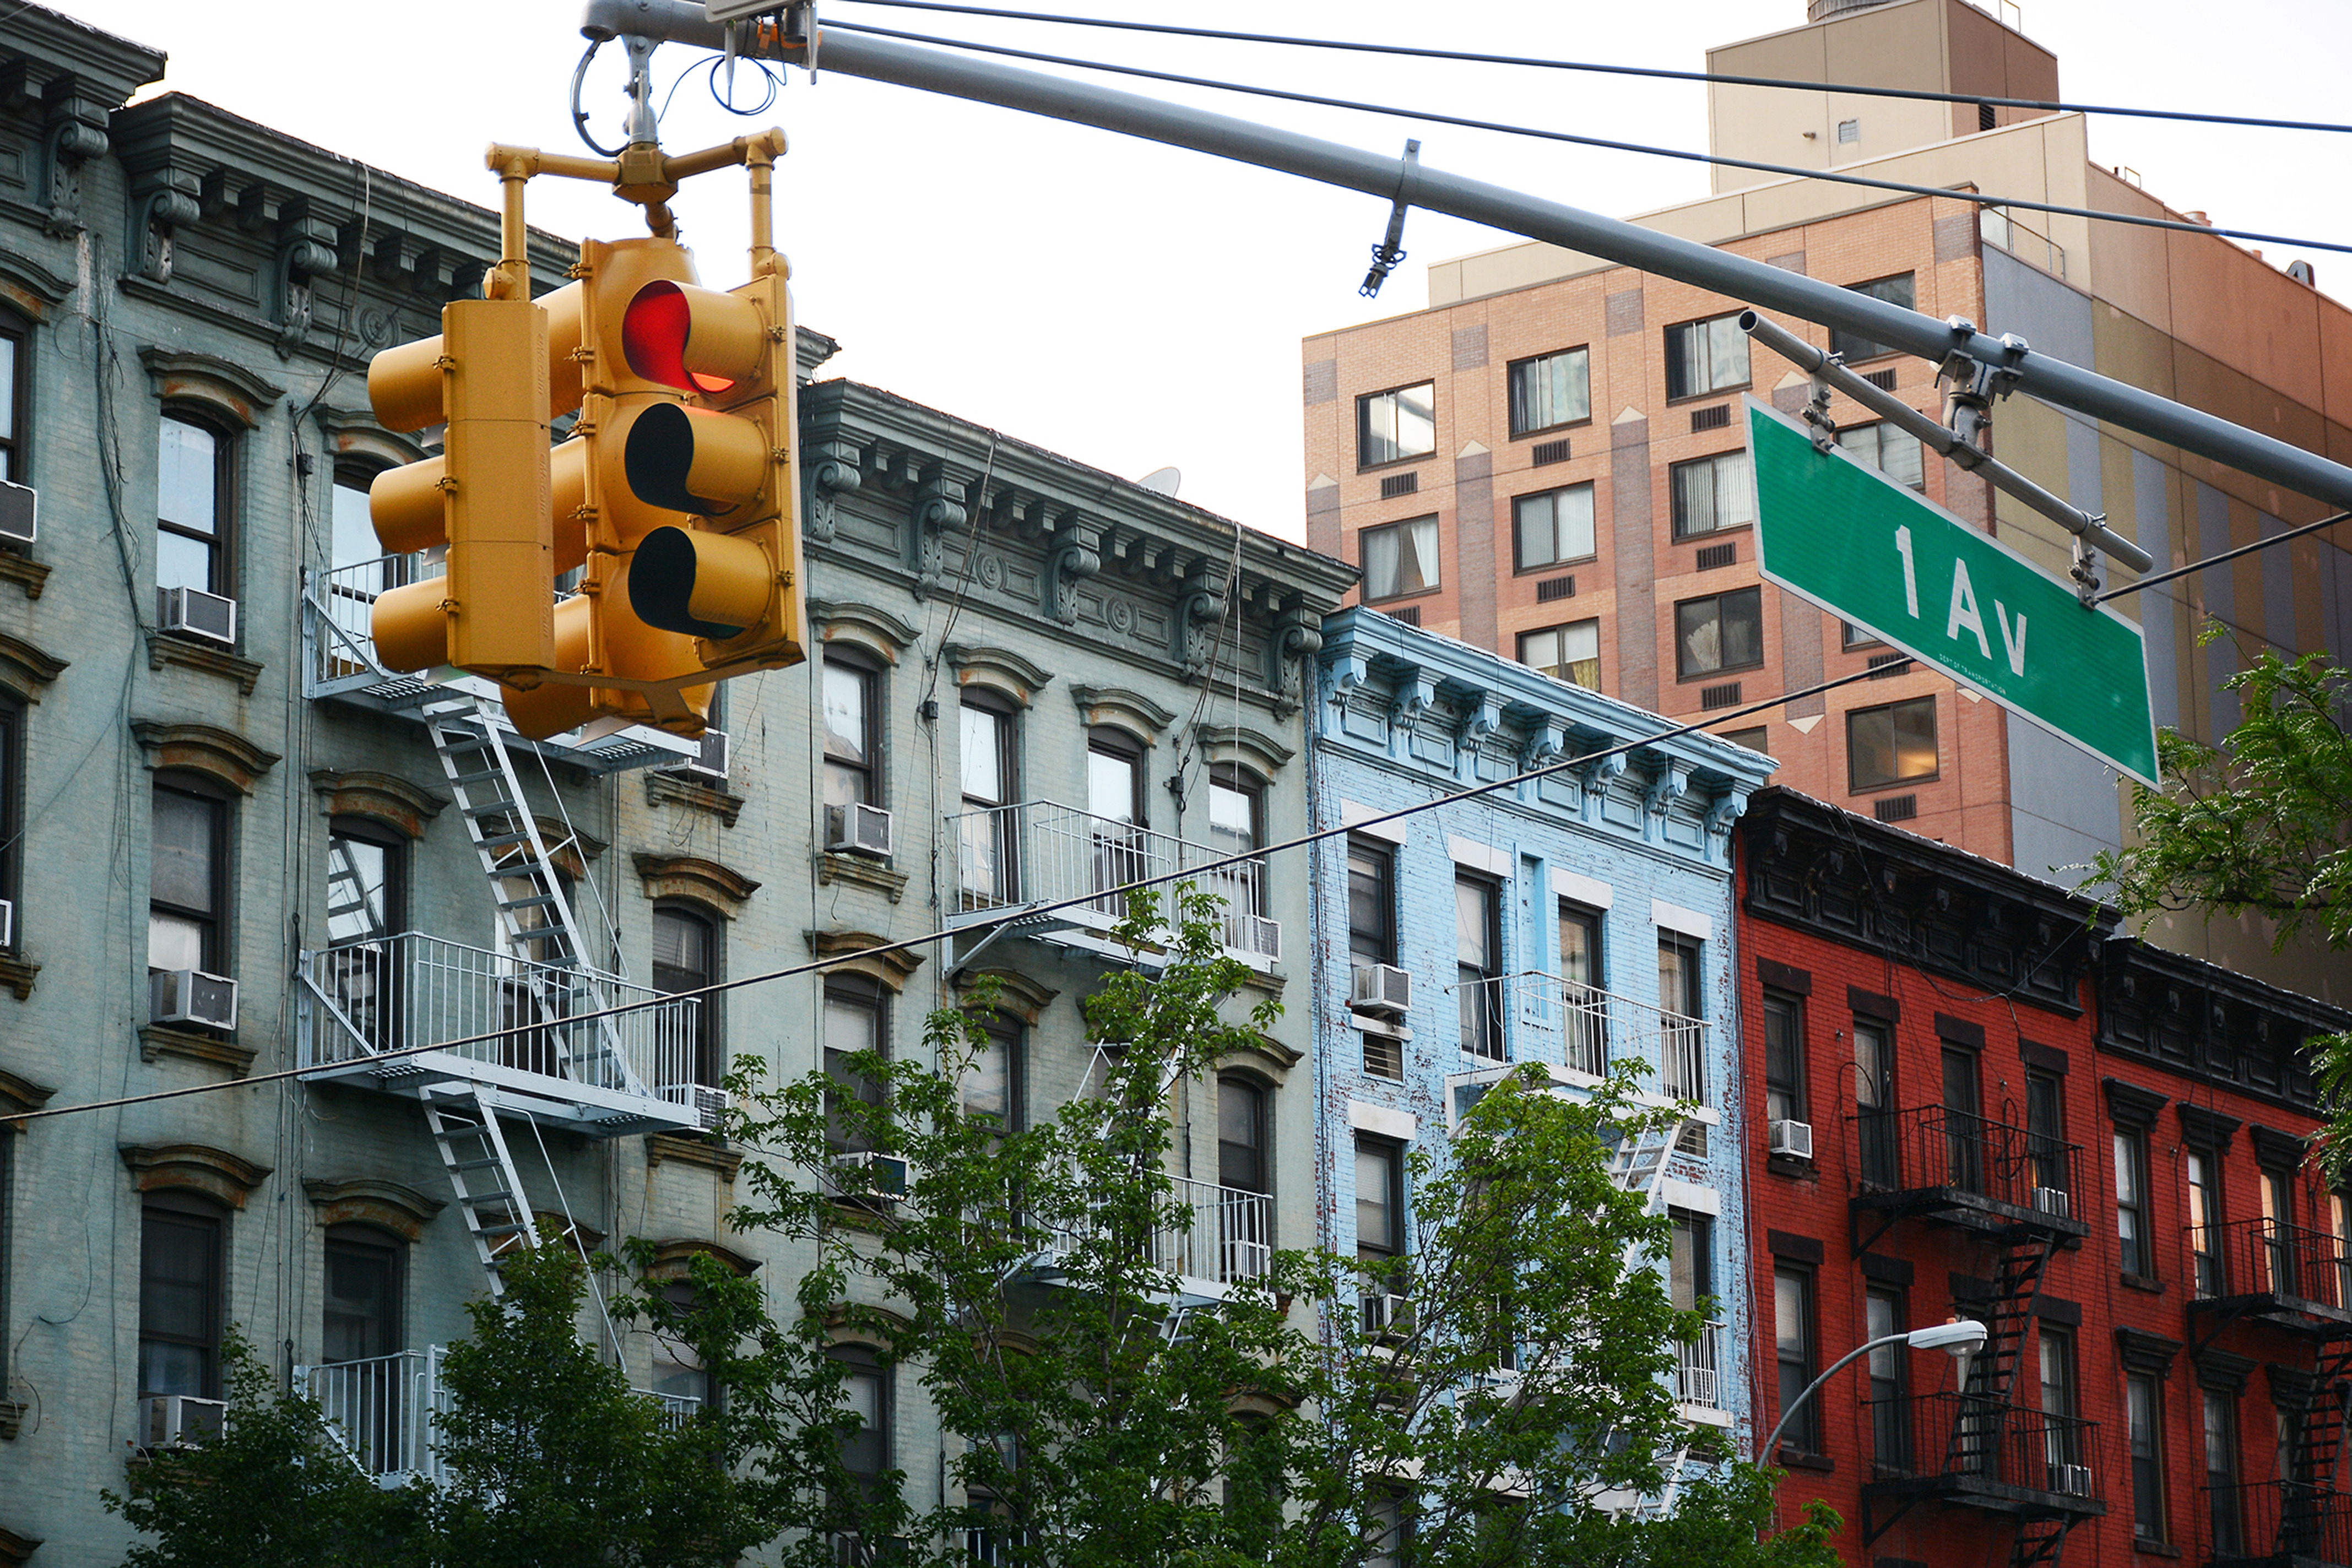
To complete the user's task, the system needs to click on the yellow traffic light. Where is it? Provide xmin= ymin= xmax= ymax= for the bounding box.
xmin=364 ymin=298 xmax=556 ymax=676
xmin=614 ymin=269 xmax=805 ymax=671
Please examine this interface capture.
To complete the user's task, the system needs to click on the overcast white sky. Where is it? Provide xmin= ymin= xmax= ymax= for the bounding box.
xmin=42 ymin=0 xmax=2352 ymax=541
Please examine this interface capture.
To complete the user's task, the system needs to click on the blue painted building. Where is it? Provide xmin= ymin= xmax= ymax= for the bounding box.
xmin=1307 ymin=605 xmax=1777 ymax=1488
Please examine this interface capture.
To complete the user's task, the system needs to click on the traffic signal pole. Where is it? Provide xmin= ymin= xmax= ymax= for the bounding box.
xmin=579 ymin=0 xmax=2352 ymax=524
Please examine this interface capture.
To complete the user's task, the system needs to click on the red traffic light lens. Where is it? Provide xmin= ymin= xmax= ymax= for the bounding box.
xmin=621 ymin=281 xmax=738 ymax=395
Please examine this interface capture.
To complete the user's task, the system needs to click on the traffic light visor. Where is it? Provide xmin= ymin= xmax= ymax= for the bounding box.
xmin=621 ymin=280 xmax=767 ymax=395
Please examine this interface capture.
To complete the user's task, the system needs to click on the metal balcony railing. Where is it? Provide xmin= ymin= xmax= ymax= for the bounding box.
xmin=296 ymin=931 xmax=698 ymax=1104
xmin=304 ymin=1348 xmax=702 ymax=1484
xmin=1676 ymin=1321 xmax=1728 ymax=1411
xmin=2187 ymin=1216 xmax=2352 ymax=1312
xmin=946 ymin=800 xmax=1276 ymax=959
xmin=1863 ymin=1392 xmax=2104 ymax=1505
xmin=1049 ymin=1175 xmax=1272 ymax=1292
xmin=2206 ymin=1478 xmax=2352 ymax=1565
xmin=1479 ymin=973 xmax=1710 ymax=1102
xmin=1848 ymin=1105 xmax=2085 ymax=1222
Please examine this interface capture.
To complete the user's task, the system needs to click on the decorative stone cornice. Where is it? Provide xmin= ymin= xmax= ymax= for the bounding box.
xmin=310 ymin=768 xmax=447 ymax=839
xmin=0 ymin=1522 xmax=41 ymax=1561
xmin=1071 ymin=683 xmax=1177 ymax=745
xmin=1194 ymin=721 xmax=1296 ymax=777
xmin=120 ymin=1142 xmax=272 ymax=1208
xmin=0 ymin=248 xmax=75 ymax=318
xmin=303 ymin=1178 xmax=446 ymax=1243
xmin=806 ymin=929 xmax=924 ymax=991
xmin=139 ymin=1024 xmax=256 ymax=1079
xmin=633 ymin=853 xmax=761 ymax=919
xmin=1218 ymin=1033 xmax=1304 ymax=1087
xmin=0 ymin=956 xmax=36 ymax=1003
xmin=144 ymin=632 xmax=264 ymax=694
xmin=2101 ymin=1077 xmax=2169 ymax=1128
xmin=0 ymin=632 xmax=67 ymax=702
xmin=138 ymin=346 xmax=285 ymax=429
xmin=0 ymin=1067 xmax=58 ymax=1128
xmin=955 ymin=967 xmax=1058 ymax=1025
xmin=642 ymin=1238 xmax=761 ymax=1278
xmin=810 ymin=597 xmax=919 ymax=664
xmin=646 ymin=1132 xmax=743 ymax=1181
xmin=646 ymin=770 xmax=745 ymax=827
xmin=943 ymin=642 xmax=1053 ymax=707
xmin=131 ymin=720 xmax=280 ymax=794
xmin=312 ymin=405 xmax=431 ymax=470
xmin=2178 ymin=1103 xmax=2243 ymax=1154
xmin=534 ymin=817 xmax=604 ymax=882
xmin=0 ymin=556 xmax=50 ymax=602
xmin=818 ymin=850 xmax=907 ymax=904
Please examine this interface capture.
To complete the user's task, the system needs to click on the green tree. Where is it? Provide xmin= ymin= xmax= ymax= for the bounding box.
xmin=104 ymin=1328 xmax=407 ymax=1568
xmin=2084 ymin=630 xmax=2352 ymax=1154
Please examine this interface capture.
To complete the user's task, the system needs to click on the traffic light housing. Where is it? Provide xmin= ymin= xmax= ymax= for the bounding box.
xmin=365 ymin=298 xmax=556 ymax=675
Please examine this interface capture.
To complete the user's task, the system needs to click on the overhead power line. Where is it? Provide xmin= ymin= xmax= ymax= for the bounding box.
xmin=16 ymin=660 xmax=1899 ymax=1127
xmin=2097 ymin=509 xmax=2352 ymax=604
xmin=818 ymin=19 xmax=2352 ymax=258
xmin=827 ymin=0 xmax=2352 ymax=138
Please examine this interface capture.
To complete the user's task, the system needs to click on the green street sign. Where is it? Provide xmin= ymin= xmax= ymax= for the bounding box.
xmin=1746 ymin=396 xmax=2160 ymax=788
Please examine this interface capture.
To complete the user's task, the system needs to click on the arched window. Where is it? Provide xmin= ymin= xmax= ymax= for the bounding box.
xmin=140 ymin=1190 xmax=227 ymax=1399
xmin=156 ymin=409 xmax=236 ymax=607
xmin=150 ymin=772 xmax=231 ymax=983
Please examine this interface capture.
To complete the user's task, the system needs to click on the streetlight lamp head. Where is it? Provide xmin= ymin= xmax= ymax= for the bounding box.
xmin=1906 ymin=1319 xmax=1988 ymax=1355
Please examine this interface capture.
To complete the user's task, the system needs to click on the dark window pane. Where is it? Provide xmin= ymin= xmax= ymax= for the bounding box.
xmin=1355 ymin=1140 xmax=1397 ymax=1257
xmin=1763 ymin=992 xmax=1803 ymax=1124
xmin=1829 ymin=273 xmax=1916 ymax=362
xmin=1347 ymin=841 xmax=1392 ymax=964
xmin=1362 ymin=517 xmax=1439 ymax=601
xmin=151 ymin=789 xmax=218 ymax=915
xmin=1508 ymin=348 xmax=1590 ymax=436
xmin=1846 ymin=696 xmax=1939 ymax=790
xmin=1358 ymin=383 xmax=1436 ymax=466
xmin=140 ymin=1207 xmax=220 ymax=1398
xmin=1219 ymin=1078 xmax=1267 ymax=1193
xmin=323 ymin=1233 xmax=402 ymax=1363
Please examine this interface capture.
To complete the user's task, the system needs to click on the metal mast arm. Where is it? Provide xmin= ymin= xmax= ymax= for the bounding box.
xmin=589 ymin=0 xmax=2352 ymax=519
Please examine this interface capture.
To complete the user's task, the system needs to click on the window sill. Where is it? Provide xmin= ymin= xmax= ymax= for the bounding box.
xmin=1666 ymin=384 xmax=1753 ymax=408
xmin=1362 ymin=587 xmax=1443 ymax=610
xmin=1849 ymin=774 xmax=1942 ymax=797
xmin=2120 ymin=1272 xmax=2166 ymax=1295
xmin=818 ymin=849 xmax=908 ymax=904
xmin=645 ymin=1130 xmax=743 ymax=1182
xmin=645 ymin=770 xmax=746 ymax=828
xmin=1509 ymin=419 xmax=1594 ymax=442
xmin=2132 ymin=1541 xmax=2182 ymax=1559
xmin=1670 ymin=523 xmax=1755 ymax=547
xmin=1675 ymin=663 xmax=1766 ymax=687
xmin=1766 ymin=1152 xmax=1816 ymax=1180
xmin=0 ymin=951 xmax=36 ymax=1001
xmin=0 ymin=551 xmax=48 ymax=600
xmin=138 ymin=1022 xmax=256 ymax=1078
xmin=146 ymin=630 xmax=263 ymax=695
xmin=1776 ymin=1445 xmax=1834 ymax=1472
xmin=1356 ymin=455 xmax=1436 ymax=476
xmin=1511 ymin=555 xmax=1600 ymax=579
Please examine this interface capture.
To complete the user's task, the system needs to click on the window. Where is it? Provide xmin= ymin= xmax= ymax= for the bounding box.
xmin=1455 ymin=875 xmax=1502 ymax=1061
xmin=1847 ymin=696 xmax=1938 ymax=790
xmin=1364 ymin=1495 xmax=1408 ymax=1568
xmin=1361 ymin=516 xmax=1439 ymax=602
xmin=653 ymin=904 xmax=721 ymax=1089
xmin=1346 ymin=838 xmax=1395 ymax=966
xmin=1218 ymin=1076 xmax=1269 ymax=1195
xmin=1508 ymin=346 xmax=1590 ymax=436
xmin=2128 ymin=1372 xmax=2166 ymax=1541
xmin=151 ymin=780 xmax=228 ymax=978
xmin=1355 ymin=1136 xmax=1403 ymax=1260
xmin=2116 ymin=1127 xmax=2152 ymax=1278
xmin=1512 ymin=483 xmax=1595 ymax=571
xmin=2040 ymin=1327 xmax=2080 ymax=1469
xmin=1829 ymin=273 xmax=1916 ymax=364
xmin=1675 ymin=588 xmax=1763 ymax=680
xmin=832 ymin=1344 xmax=891 ymax=1494
xmin=1558 ymin=903 xmax=1600 ymax=990
xmin=648 ymin=1277 xmax=713 ymax=1412
xmin=1357 ymin=382 xmax=1435 ymax=468
xmin=1842 ymin=619 xmax=1883 ymax=650
xmin=958 ymin=698 xmax=1016 ymax=904
xmin=1206 ymin=764 xmax=1266 ymax=922
xmin=962 ymin=1014 xmax=1019 ymax=1129
xmin=157 ymin=412 xmax=231 ymax=604
xmin=1665 ymin=312 xmax=1750 ymax=401
xmin=1657 ymin=934 xmax=1705 ymax=1120
xmin=2335 ymin=1191 xmax=2351 ymax=1308
xmin=1855 ymin=1017 xmax=1895 ymax=1187
xmin=0 ymin=697 xmax=20 ymax=944
xmin=1941 ymin=1046 xmax=1983 ymax=1193
xmin=1840 ymin=422 xmax=1927 ymax=491
xmin=2188 ymin=1147 xmax=2223 ymax=1296
xmin=823 ymin=656 xmax=881 ymax=812
xmin=1719 ymin=725 xmax=1770 ymax=755
xmin=2262 ymin=1165 xmax=2296 ymax=1296
xmin=1668 ymin=451 xmax=1755 ymax=539
xmin=1518 ymin=621 xmax=1600 ymax=690
xmin=1866 ymin=1287 xmax=1907 ymax=1471
xmin=322 ymin=1225 xmax=403 ymax=1365
xmin=823 ymin=977 xmax=886 ymax=1158
xmin=326 ymin=818 xmax=405 ymax=1050
xmin=140 ymin=1193 xmax=224 ymax=1399
xmin=1762 ymin=991 xmax=1806 ymax=1126
xmin=1773 ymin=1266 xmax=1818 ymax=1455
xmin=1669 ymin=1211 xmax=1713 ymax=1312
xmin=2025 ymin=1070 xmax=2066 ymax=1195
xmin=2206 ymin=1389 xmax=2242 ymax=1556
xmin=0 ymin=311 xmax=24 ymax=482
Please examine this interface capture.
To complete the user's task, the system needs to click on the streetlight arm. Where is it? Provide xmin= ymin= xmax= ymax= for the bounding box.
xmin=1759 ymin=1332 xmax=1908 ymax=1463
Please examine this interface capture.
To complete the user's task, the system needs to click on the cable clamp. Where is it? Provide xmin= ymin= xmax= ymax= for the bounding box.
xmin=1360 ymin=139 xmax=1421 ymax=298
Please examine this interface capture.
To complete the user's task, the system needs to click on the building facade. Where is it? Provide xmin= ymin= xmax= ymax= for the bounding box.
xmin=0 ymin=6 xmax=1356 ymax=1559
xmin=1308 ymin=606 xmax=1776 ymax=1485
xmin=1737 ymin=786 xmax=2352 ymax=1567
xmin=1302 ymin=0 xmax=2352 ymax=1005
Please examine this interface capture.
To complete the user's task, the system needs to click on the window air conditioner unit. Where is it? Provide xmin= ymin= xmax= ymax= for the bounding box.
xmin=826 ymin=802 xmax=894 ymax=860
xmin=0 ymin=478 xmax=34 ymax=545
xmin=677 ymin=727 xmax=728 ymax=781
xmin=831 ymin=1151 xmax=912 ymax=1201
xmin=2031 ymin=1186 xmax=2072 ymax=1220
xmin=1350 ymin=963 xmax=1411 ymax=1017
xmin=2050 ymin=1462 xmax=2095 ymax=1498
xmin=1768 ymin=1119 xmax=1815 ymax=1160
xmin=1231 ymin=914 xmax=1282 ymax=962
xmin=150 ymin=968 xmax=239 ymax=1032
xmin=138 ymin=1394 xmax=227 ymax=1448
xmin=0 ymin=896 xmax=12 ymax=948
xmin=693 ymin=1086 xmax=730 ymax=1133
xmin=159 ymin=585 xmax=238 ymax=645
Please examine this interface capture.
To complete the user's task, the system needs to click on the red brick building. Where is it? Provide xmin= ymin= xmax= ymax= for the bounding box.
xmin=1737 ymin=787 xmax=2352 ymax=1567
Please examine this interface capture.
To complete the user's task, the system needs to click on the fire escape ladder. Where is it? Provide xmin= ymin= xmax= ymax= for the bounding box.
xmin=2280 ymin=1334 xmax=2352 ymax=1555
xmin=421 ymin=1082 xmax=541 ymax=1299
xmin=1945 ymin=1232 xmax=2056 ymax=1473
xmin=1606 ymin=1116 xmax=1687 ymax=1208
xmin=420 ymin=695 xmax=643 ymax=1098
xmin=2010 ymin=1515 xmax=2083 ymax=1568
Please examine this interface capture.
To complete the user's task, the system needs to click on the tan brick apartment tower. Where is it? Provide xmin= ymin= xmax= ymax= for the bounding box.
xmin=1302 ymin=0 xmax=2352 ymax=1002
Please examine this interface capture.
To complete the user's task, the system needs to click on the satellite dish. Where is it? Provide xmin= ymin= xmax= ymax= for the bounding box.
xmin=1137 ymin=466 xmax=1181 ymax=496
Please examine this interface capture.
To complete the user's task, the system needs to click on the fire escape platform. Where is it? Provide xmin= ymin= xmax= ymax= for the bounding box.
xmin=302 ymin=1056 xmax=701 ymax=1138
xmin=1850 ymin=1185 xmax=2093 ymax=1244
xmin=1862 ymin=1471 xmax=2108 ymax=1523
